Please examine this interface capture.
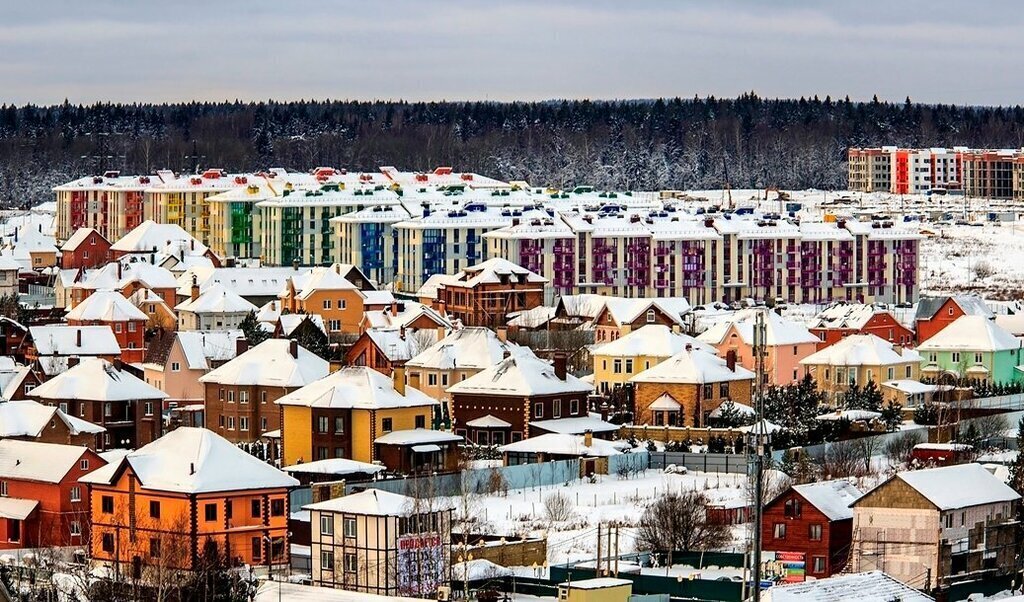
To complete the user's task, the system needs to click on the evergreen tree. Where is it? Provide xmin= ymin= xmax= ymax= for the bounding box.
xmin=881 ymin=400 xmax=903 ymax=432
xmin=239 ymin=310 xmax=270 ymax=348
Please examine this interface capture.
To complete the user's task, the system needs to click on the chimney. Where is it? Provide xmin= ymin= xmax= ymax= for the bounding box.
xmin=190 ymin=275 xmax=200 ymax=302
xmin=437 ymin=325 xmax=447 ymax=341
xmin=190 ymin=239 xmax=195 ymax=251
xmin=553 ymin=352 xmax=567 ymax=381
xmin=583 ymin=429 xmax=593 ymax=448
xmin=236 ymin=338 xmax=249 ymax=357
xmin=292 ymin=258 xmax=299 ymax=271
xmin=892 ymin=343 xmax=903 ymax=357
xmin=726 ymin=349 xmax=737 ymax=372
xmin=685 ymin=343 xmax=693 ymax=353
xmin=289 ymin=339 xmax=298 ymax=359
xmin=391 ymin=301 xmax=399 ymax=317
xmin=76 ymin=328 xmax=82 ymax=347
xmin=599 ymin=401 xmax=609 ymax=422
xmin=333 ymin=263 xmax=340 ymax=275
xmin=151 ymin=245 xmax=156 ymax=264
xmin=496 ymin=326 xmax=507 ymax=343
xmin=393 ymin=365 xmax=407 ymax=395
xmin=399 ymin=325 xmax=406 ymax=340
xmin=503 ymin=349 xmax=511 ymax=360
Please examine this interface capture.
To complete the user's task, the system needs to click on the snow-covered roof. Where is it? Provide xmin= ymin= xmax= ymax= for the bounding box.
xmin=648 ymin=393 xmax=681 ymax=411
xmin=763 ymin=570 xmax=933 ymax=602
xmin=0 ymin=498 xmax=38 ymax=521
xmin=60 ymin=227 xmax=103 ymax=252
xmin=446 ymin=350 xmax=592 ymax=397
xmin=365 ymin=328 xmax=428 ymax=362
xmin=65 ymin=290 xmax=148 ymax=322
xmin=506 ymin=305 xmax=556 ymax=329
xmin=279 ymin=313 xmax=327 ymax=337
xmin=110 ymin=221 xmax=209 ymax=256
xmin=80 ymin=427 xmax=298 ymax=494
xmin=601 ymin=297 xmax=689 ymax=327
xmin=77 ymin=261 xmax=178 ymax=291
xmin=29 ymin=358 xmax=167 ymax=402
xmin=872 ymin=463 xmax=1021 ymax=511
xmin=361 ymin=300 xmax=451 ymax=331
xmin=915 ymin=294 xmax=993 ymax=321
xmin=698 ymin=308 xmax=818 ymax=347
xmin=0 ymin=439 xmax=93 ymax=483
xmin=809 ymin=303 xmax=888 ymax=330
xmin=881 ymin=379 xmax=937 ymax=395
xmin=0 ymin=400 xmax=105 ymax=437
xmin=0 ymin=252 xmax=20 ymax=272
xmin=275 ymin=366 xmax=437 ymax=410
xmin=464 ymin=414 xmax=512 ymax=429
xmin=529 ymin=415 xmax=620 ymax=435
xmin=556 ymin=294 xmax=608 ymax=320
xmin=452 ymin=558 xmax=514 ymax=581
xmin=708 ymin=400 xmax=754 ymax=418
xmin=282 ymin=458 xmax=385 ymax=476
xmin=29 ymin=325 xmax=121 ymax=357
xmin=800 ymin=334 xmax=921 ymax=367
xmin=176 ymin=330 xmax=244 ymax=370
xmin=177 ymin=266 xmax=298 ymax=299
xmin=561 ymin=578 xmax=633 ymax=591
xmin=175 ymin=282 xmax=257 ymax=315
xmin=282 ymin=265 xmax=359 ymax=301
xmin=815 ymin=409 xmax=881 ymax=422
xmin=916 ymin=315 xmax=1021 ymax=352
xmin=630 ymin=346 xmax=755 ymax=385
xmin=791 ymin=480 xmax=863 ymax=521
xmin=374 ymin=429 xmax=463 ymax=445
xmin=440 ymin=257 xmax=547 ymax=290
xmin=740 ymin=419 xmax=783 ymax=434
xmin=499 ymin=433 xmax=628 ymax=457
xmin=304 ymin=489 xmax=420 ymax=516
xmin=592 ymin=325 xmax=712 ymax=358
xmin=406 ymin=327 xmax=520 ymax=371
xmin=200 ymin=339 xmax=329 ymax=387
xmin=253 ymin=581 xmax=423 ymax=602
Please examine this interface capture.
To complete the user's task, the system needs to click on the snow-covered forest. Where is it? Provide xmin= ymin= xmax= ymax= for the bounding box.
xmin=4 ymin=93 xmax=1024 ymax=207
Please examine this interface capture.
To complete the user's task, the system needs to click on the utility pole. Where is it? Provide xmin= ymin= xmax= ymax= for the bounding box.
xmin=596 ymin=523 xmax=602 ymax=577
xmin=184 ymin=139 xmax=206 ymax=174
xmin=746 ymin=309 xmax=770 ymax=602
xmin=81 ymin=131 xmax=124 ymax=174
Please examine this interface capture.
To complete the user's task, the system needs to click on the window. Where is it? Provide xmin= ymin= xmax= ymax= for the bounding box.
xmin=570 ymin=399 xmax=579 ymax=415
xmin=809 ymin=524 xmax=822 ymax=541
xmin=534 ymin=403 xmax=544 ymax=419
xmin=975 ymin=352 xmax=984 ymax=364
xmin=144 ymin=402 xmax=153 ymax=417
xmin=225 ymin=500 xmax=233 ymax=520
xmin=344 ymin=517 xmax=357 ymax=538
xmin=944 ymin=513 xmax=953 ymax=528
xmin=252 ymin=499 xmax=261 ymax=518
xmin=320 ymin=514 xmax=333 ymax=536
xmin=239 ymin=390 xmax=249 ymax=404
xmin=773 ymin=523 xmax=786 ymax=539
xmin=104 ymin=403 xmax=112 ymax=417
xmin=382 ymin=418 xmax=393 ymax=432
xmin=149 ymin=538 xmax=161 ymax=558
xmin=0 ymin=482 xmax=7 ymax=497
xmin=441 ymin=373 xmax=448 ymax=387
xmin=887 ymin=367 xmax=894 ymax=381
xmin=271 ymin=499 xmax=285 ymax=517
xmin=321 ymin=550 xmax=334 ymax=570
xmin=205 ymin=503 xmax=217 ymax=522
xmin=101 ymin=496 xmax=114 ymax=514
xmin=227 ymin=416 xmax=235 ymax=430
xmin=70 ymin=521 xmax=81 ymax=537
xmin=905 ymin=365 xmax=913 ymax=378
xmin=101 ymin=533 xmax=114 ymax=553
xmin=115 ymin=323 xmax=122 ymax=333
xmin=128 ymin=322 xmax=137 ymax=333
xmin=427 ymin=373 xmax=438 ymax=386
xmin=335 ymin=416 xmax=345 ymax=434
xmin=646 ymin=309 xmax=656 ymax=323
xmin=318 ymin=416 xmax=329 ymax=434
xmin=70 ymin=486 xmax=81 ymax=502
xmin=227 ymin=390 xmax=235 ymax=403
xmin=948 ymin=307 xmax=954 ymax=315
xmin=812 ymin=556 xmax=826 ymax=573
xmin=702 ymin=383 xmax=713 ymax=399
xmin=322 ymin=299 xmax=332 ymax=310
xmin=252 ymin=537 xmax=262 ymax=562
xmin=328 ymin=319 xmax=341 ymax=331
xmin=553 ymin=399 xmax=562 ymax=419
xmin=240 ymin=417 xmax=249 ymax=432
xmin=951 ymin=352 xmax=960 ymax=363
xmin=719 ymin=382 xmax=730 ymax=398
xmin=261 ymin=391 xmax=267 ymax=404
xmin=613 ymin=359 xmax=622 ymax=374
xmin=334 ymin=447 xmax=345 ymax=458
xmin=414 ymin=415 xmax=425 ymax=429
xmin=80 ymin=459 xmax=89 ymax=471
xmin=343 ymin=553 xmax=358 ymax=573
xmin=784 ymin=498 xmax=801 ymax=518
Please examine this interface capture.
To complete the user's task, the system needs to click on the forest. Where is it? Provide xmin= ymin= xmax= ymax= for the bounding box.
xmin=3 ymin=94 xmax=1024 ymax=207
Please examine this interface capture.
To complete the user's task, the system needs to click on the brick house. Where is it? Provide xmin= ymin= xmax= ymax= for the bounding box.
xmin=24 ymin=324 xmax=121 ymax=380
xmin=630 ymin=346 xmax=755 ymax=427
xmin=447 ymin=350 xmax=591 ymax=444
xmin=592 ymin=297 xmax=689 ymax=344
xmin=698 ymin=308 xmax=819 ymax=385
xmin=278 ymin=264 xmax=393 ymax=337
xmin=28 ymin=357 xmax=167 ymax=451
xmin=915 ymin=295 xmax=993 ymax=344
xmin=65 ymin=289 xmax=149 ymax=363
xmin=200 ymin=338 xmax=329 ymax=443
xmin=430 ymin=258 xmax=547 ymax=327
xmin=763 ymin=480 xmax=863 ymax=580
xmin=0 ymin=400 xmax=105 ymax=448
xmin=345 ymin=327 xmax=437 ymax=377
xmin=808 ymin=303 xmax=915 ymax=350
xmin=59 ymin=228 xmax=111 ymax=270
xmin=405 ymin=327 xmax=518 ymax=405
xmin=0 ymin=440 xmax=105 ymax=549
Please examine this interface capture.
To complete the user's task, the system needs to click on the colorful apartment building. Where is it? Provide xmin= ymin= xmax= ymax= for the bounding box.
xmin=81 ymin=427 xmax=298 ymax=572
xmin=847 ymin=147 xmax=894 ymax=193
xmin=53 ymin=172 xmax=157 ymax=243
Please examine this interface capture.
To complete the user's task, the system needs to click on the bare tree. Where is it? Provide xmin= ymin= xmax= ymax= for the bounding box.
xmin=819 ymin=439 xmax=860 ymax=479
xmin=635 ymin=491 xmax=731 ymax=553
xmin=543 ymin=492 xmax=575 ymax=524
xmin=883 ymin=430 xmax=923 ymax=470
xmin=852 ymin=436 xmax=881 ymax=476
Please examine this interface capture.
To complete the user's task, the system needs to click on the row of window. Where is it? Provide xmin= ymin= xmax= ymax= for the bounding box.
xmin=772 ymin=522 xmax=823 ymax=542
xmin=219 ymin=415 xmax=268 ymax=432
xmin=218 ymin=389 xmax=269 ymax=403
xmin=320 ymin=549 xmax=358 ymax=573
xmin=532 ymin=398 xmax=579 ymax=420
xmin=101 ymin=496 xmax=285 ymax=521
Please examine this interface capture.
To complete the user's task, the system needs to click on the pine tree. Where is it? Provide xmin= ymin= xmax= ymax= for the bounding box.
xmin=239 ymin=310 xmax=270 ymax=348
xmin=881 ymin=400 xmax=903 ymax=432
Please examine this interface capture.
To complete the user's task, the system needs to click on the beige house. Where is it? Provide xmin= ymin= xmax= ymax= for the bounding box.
xmin=404 ymin=327 xmax=519 ymax=404
xmin=799 ymin=334 xmax=922 ymax=405
xmin=851 ymin=463 xmax=1019 ymax=590
xmin=306 ymin=489 xmax=451 ymax=598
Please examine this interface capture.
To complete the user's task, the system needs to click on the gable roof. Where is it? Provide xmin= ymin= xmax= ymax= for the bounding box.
xmin=592 ymin=324 xmax=712 ymax=358
xmin=282 ymin=265 xmax=359 ymax=301
xmin=80 ymin=427 xmax=298 ymax=493
xmin=199 ymin=338 xmax=329 ymax=387
xmin=630 ymin=346 xmax=756 ymax=385
xmin=0 ymin=399 xmax=105 ymax=437
xmin=65 ymin=289 xmax=148 ymax=322
xmin=0 ymin=439 xmax=94 ymax=483
xmin=600 ymin=297 xmax=689 ymax=327
xmin=698 ymin=308 xmax=818 ymax=346
xmin=442 ymin=257 xmax=547 ymax=290
xmin=916 ymin=315 xmax=1021 ymax=352
xmin=810 ymin=303 xmax=888 ymax=330
xmin=29 ymin=325 xmax=121 ymax=357
xmin=763 ymin=570 xmax=933 ymax=602
xmin=304 ymin=488 xmax=418 ymax=516
xmin=175 ymin=282 xmax=258 ymax=315
xmin=275 ymin=366 xmax=437 ymax=410
xmin=446 ymin=350 xmax=591 ymax=397
xmin=498 ymin=433 xmax=628 ymax=457
xmin=111 ymin=221 xmax=209 ymax=256
xmin=860 ymin=463 xmax=1020 ymax=511
xmin=365 ymin=327 xmax=430 ymax=362
xmin=175 ymin=330 xmax=244 ymax=370
xmin=61 ymin=227 xmax=106 ymax=252
xmin=915 ymin=294 xmax=993 ymax=321
xmin=406 ymin=327 xmax=520 ymax=371
xmin=800 ymin=334 xmax=922 ymax=367
xmin=29 ymin=358 xmax=168 ymax=402
xmin=790 ymin=480 xmax=863 ymax=521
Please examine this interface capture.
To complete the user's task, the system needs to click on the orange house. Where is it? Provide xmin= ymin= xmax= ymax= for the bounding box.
xmin=279 ymin=264 xmax=394 ymax=336
xmin=81 ymin=427 xmax=298 ymax=572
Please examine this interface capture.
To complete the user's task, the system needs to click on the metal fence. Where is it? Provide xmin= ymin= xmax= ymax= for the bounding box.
xmin=649 ymin=452 xmax=748 ymax=474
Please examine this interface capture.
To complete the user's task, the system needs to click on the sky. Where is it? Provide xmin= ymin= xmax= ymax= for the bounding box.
xmin=3 ymin=1 xmax=1022 ymax=107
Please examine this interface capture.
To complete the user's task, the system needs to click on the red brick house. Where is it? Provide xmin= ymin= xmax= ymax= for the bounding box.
xmin=762 ymin=480 xmax=864 ymax=580
xmin=809 ymin=303 xmax=915 ymax=350
xmin=430 ymin=258 xmax=547 ymax=327
xmin=65 ymin=290 xmax=149 ymax=363
xmin=0 ymin=439 xmax=105 ymax=549
xmin=345 ymin=327 xmax=438 ymax=377
xmin=915 ymin=295 xmax=993 ymax=345
xmin=59 ymin=228 xmax=111 ymax=270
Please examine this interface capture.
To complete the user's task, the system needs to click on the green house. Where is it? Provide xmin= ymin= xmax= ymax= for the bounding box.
xmin=917 ymin=315 xmax=1024 ymax=385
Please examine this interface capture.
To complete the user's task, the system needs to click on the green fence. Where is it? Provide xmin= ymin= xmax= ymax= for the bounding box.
xmin=549 ymin=565 xmax=743 ymax=602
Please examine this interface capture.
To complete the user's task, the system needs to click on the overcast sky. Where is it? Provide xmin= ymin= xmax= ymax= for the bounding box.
xmin=3 ymin=1 xmax=1021 ymax=106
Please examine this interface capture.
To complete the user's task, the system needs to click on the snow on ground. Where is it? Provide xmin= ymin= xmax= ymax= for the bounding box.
xmin=447 ymin=469 xmax=750 ymax=567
